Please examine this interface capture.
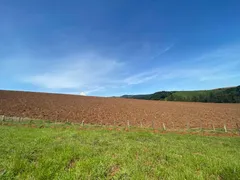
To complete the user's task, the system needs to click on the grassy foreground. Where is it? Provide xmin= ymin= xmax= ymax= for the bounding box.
xmin=0 ymin=124 xmax=239 ymax=180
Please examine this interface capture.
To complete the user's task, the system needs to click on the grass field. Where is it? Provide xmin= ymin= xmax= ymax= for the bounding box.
xmin=0 ymin=123 xmax=240 ymax=180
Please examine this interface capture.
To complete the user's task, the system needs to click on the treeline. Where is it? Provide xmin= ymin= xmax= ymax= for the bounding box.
xmin=121 ymin=86 xmax=240 ymax=103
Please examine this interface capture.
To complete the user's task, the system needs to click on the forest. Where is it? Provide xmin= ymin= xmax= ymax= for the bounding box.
xmin=122 ymin=86 xmax=240 ymax=103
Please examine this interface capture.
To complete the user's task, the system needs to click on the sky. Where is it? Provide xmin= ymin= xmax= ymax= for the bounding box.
xmin=0 ymin=0 xmax=240 ymax=96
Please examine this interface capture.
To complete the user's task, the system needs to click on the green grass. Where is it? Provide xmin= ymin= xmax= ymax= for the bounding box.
xmin=0 ymin=124 xmax=240 ymax=180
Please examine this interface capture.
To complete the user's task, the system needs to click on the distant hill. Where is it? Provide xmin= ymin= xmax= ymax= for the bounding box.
xmin=121 ymin=86 xmax=240 ymax=103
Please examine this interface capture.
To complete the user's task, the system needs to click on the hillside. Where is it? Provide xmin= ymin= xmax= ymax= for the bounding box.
xmin=122 ymin=86 xmax=240 ymax=103
xmin=1 ymin=90 xmax=240 ymax=129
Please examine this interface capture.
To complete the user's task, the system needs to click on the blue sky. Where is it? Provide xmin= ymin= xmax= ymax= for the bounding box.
xmin=0 ymin=0 xmax=240 ymax=96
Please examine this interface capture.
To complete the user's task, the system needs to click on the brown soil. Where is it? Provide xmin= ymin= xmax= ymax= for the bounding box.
xmin=0 ymin=90 xmax=240 ymax=129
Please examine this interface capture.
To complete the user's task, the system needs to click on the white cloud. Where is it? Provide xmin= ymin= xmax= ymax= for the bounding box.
xmin=80 ymin=92 xmax=86 ymax=96
xmin=123 ymin=70 xmax=159 ymax=85
xmin=23 ymin=53 xmax=125 ymax=93
xmin=21 ymin=52 xmax=167 ymax=94
xmin=26 ymin=74 xmax=81 ymax=89
xmin=21 ymin=44 xmax=240 ymax=95
xmin=150 ymin=43 xmax=174 ymax=60
xmin=2 ymin=43 xmax=239 ymax=95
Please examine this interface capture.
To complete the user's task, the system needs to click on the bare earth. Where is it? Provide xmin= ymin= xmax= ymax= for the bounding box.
xmin=0 ymin=90 xmax=239 ymax=129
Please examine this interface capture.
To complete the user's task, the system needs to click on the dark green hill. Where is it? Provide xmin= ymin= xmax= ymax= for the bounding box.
xmin=121 ymin=86 xmax=240 ymax=103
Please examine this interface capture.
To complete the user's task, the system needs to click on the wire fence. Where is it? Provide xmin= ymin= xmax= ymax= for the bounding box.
xmin=1 ymin=114 xmax=240 ymax=135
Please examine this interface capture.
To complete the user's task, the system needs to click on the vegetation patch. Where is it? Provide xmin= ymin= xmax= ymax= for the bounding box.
xmin=122 ymin=85 xmax=240 ymax=103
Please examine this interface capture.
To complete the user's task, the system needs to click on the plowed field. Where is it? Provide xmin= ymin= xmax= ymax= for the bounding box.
xmin=0 ymin=90 xmax=239 ymax=129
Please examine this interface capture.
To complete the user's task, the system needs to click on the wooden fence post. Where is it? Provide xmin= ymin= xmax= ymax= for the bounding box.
xmin=224 ymin=124 xmax=227 ymax=132
xmin=186 ymin=121 xmax=190 ymax=130
xmin=236 ymin=123 xmax=240 ymax=134
xmin=162 ymin=123 xmax=166 ymax=131
xmin=81 ymin=120 xmax=84 ymax=127
xmin=152 ymin=120 xmax=155 ymax=129
xmin=172 ymin=122 xmax=174 ymax=130
xmin=1 ymin=115 xmax=4 ymax=125
xmin=140 ymin=120 xmax=143 ymax=128
xmin=127 ymin=120 xmax=130 ymax=128
xmin=212 ymin=123 xmax=215 ymax=131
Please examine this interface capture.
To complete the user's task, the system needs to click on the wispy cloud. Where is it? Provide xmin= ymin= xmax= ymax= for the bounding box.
xmin=1 ymin=43 xmax=240 ymax=96
xmin=122 ymin=44 xmax=240 ymax=89
xmin=157 ymin=45 xmax=240 ymax=88
xmin=123 ymin=70 xmax=159 ymax=85
xmin=150 ymin=43 xmax=174 ymax=60
xmin=22 ymin=53 xmax=124 ymax=94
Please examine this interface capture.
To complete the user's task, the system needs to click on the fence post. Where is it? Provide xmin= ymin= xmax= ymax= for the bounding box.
xmin=236 ymin=123 xmax=240 ymax=134
xmin=186 ymin=121 xmax=190 ymax=130
xmin=224 ymin=124 xmax=227 ymax=133
xmin=114 ymin=119 xmax=116 ymax=127
xmin=1 ymin=115 xmax=4 ymax=125
xmin=140 ymin=120 xmax=143 ymax=128
xmin=212 ymin=123 xmax=215 ymax=131
xmin=171 ymin=122 xmax=174 ymax=130
xmin=127 ymin=120 xmax=130 ymax=128
xmin=200 ymin=121 xmax=203 ymax=131
xmin=152 ymin=120 xmax=155 ymax=129
xmin=81 ymin=120 xmax=84 ymax=127
xmin=162 ymin=123 xmax=166 ymax=131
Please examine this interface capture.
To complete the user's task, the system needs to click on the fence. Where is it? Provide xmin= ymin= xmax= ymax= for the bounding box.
xmin=0 ymin=114 xmax=240 ymax=134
